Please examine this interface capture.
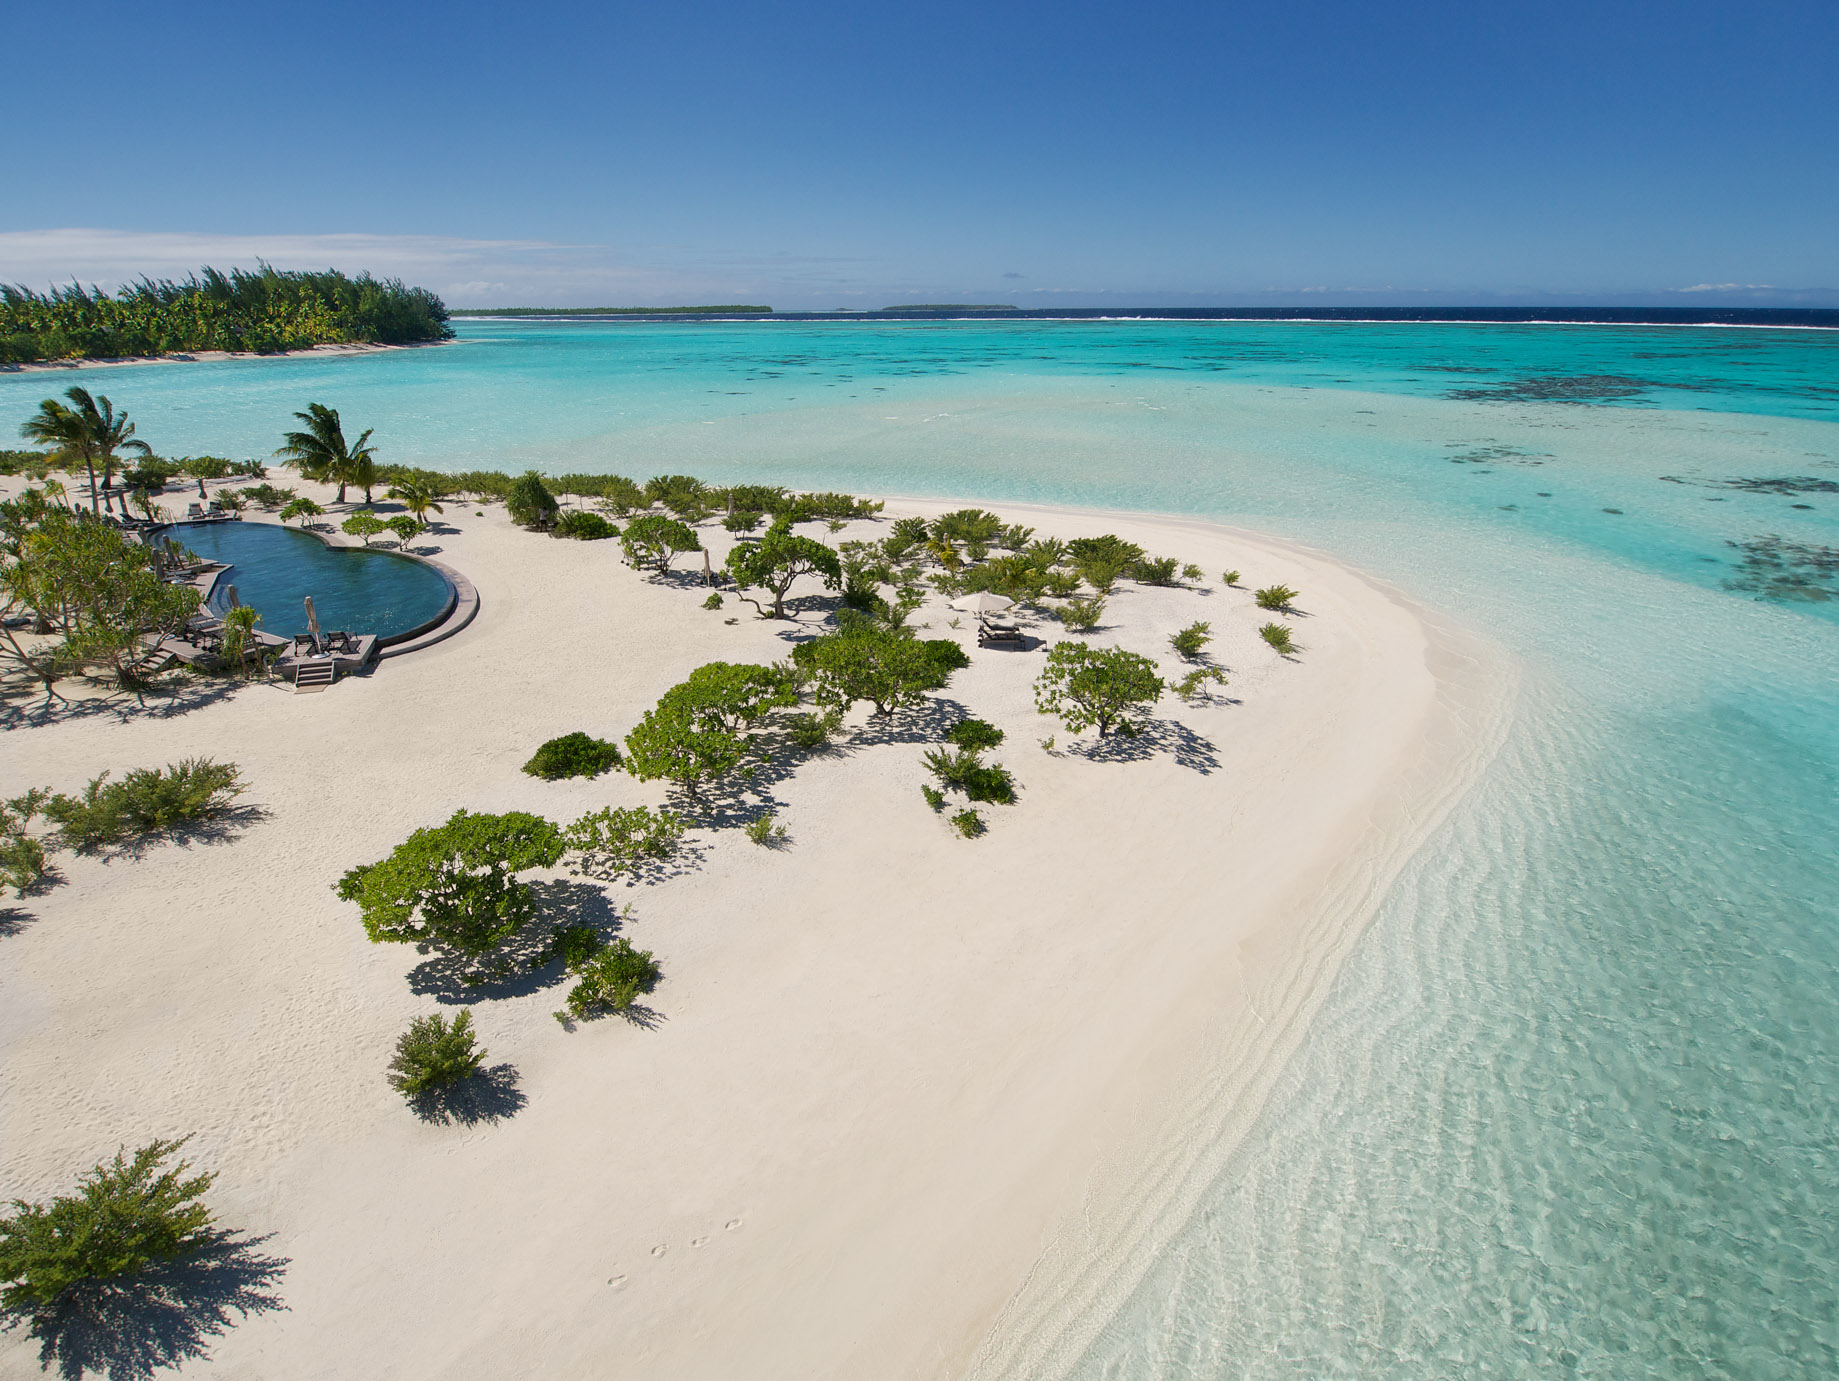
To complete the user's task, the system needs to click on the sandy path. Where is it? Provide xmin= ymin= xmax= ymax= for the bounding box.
xmin=0 ymin=486 xmax=1509 ymax=1380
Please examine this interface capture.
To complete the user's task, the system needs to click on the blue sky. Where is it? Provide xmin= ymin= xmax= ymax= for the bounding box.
xmin=2 ymin=0 xmax=1834 ymax=307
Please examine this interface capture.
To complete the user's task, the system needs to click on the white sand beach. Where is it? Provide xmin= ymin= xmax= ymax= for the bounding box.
xmin=0 ymin=483 xmax=1510 ymax=1380
xmin=0 ymin=339 xmax=456 ymax=375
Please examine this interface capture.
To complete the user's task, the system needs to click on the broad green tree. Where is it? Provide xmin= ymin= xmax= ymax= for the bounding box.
xmin=341 ymin=511 xmax=387 ymax=546
xmin=664 ymin=662 xmax=798 ymax=733
xmin=726 ymin=517 xmax=842 ymax=618
xmin=506 ymin=471 xmax=558 ymax=529
xmin=274 ymin=403 xmax=377 ymax=505
xmin=1033 ymin=641 xmax=1165 ymax=738
xmin=19 ymin=386 xmax=152 ymax=514
xmin=620 ymin=513 xmax=701 ymax=574
xmin=791 ymin=627 xmax=969 ymax=717
xmin=280 ymin=496 xmax=325 ymax=525
xmin=623 ymin=699 xmax=745 ymax=800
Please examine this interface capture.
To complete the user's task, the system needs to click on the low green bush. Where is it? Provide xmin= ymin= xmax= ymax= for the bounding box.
xmin=558 ymin=938 xmax=661 ymax=1020
xmin=950 ymin=809 xmax=984 ymax=838
xmin=523 ymin=732 xmax=622 ymax=780
xmin=1055 ymin=596 xmax=1106 ymax=632
xmin=549 ymin=923 xmax=605 ymax=969
xmin=1043 ymin=569 xmax=1083 ymax=598
xmin=43 ymin=759 xmax=244 ymax=852
xmin=744 ymin=812 xmax=788 ymax=847
xmin=506 ymin=471 xmax=559 ymax=530
xmin=388 ymin=1010 xmax=486 ymax=1097
xmin=945 ymin=718 xmax=1005 ymax=753
xmin=1181 ymin=563 xmax=1204 ymax=583
xmin=1222 ymin=569 xmax=1240 ymax=586
xmin=1255 ymin=584 xmax=1300 ymax=612
xmin=1174 ymin=667 xmax=1230 ymax=702
xmin=1130 ymin=555 xmax=1181 ymax=585
xmin=1260 ymin=622 xmax=1296 ymax=654
xmin=921 ymin=784 xmax=946 ymax=812
xmin=554 ymin=510 xmax=617 ymax=540
xmin=723 ymin=510 xmax=763 ymax=533
xmin=702 ymin=591 xmax=724 ymax=610
xmin=1170 ymin=620 xmax=1213 ymax=661
xmin=787 ymin=710 xmax=840 ymax=748
xmin=0 ymin=1138 xmax=217 ymax=1313
xmin=963 ymin=764 xmax=1016 ymax=805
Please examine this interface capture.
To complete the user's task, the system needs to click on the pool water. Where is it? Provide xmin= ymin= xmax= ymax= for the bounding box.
xmin=171 ymin=521 xmax=454 ymax=642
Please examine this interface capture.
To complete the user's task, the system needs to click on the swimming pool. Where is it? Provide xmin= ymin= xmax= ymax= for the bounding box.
xmin=170 ymin=521 xmax=456 ymax=643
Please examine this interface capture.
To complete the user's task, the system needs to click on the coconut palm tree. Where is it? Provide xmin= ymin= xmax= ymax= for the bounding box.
xmin=19 ymin=387 xmax=152 ymax=514
xmin=274 ymin=403 xmax=377 ymax=505
xmin=385 ymin=478 xmax=445 ymax=529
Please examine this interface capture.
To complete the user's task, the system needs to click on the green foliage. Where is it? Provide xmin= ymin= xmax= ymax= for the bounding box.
xmin=723 ymin=510 xmax=763 ymax=533
xmin=921 ymin=784 xmax=946 ymax=812
xmin=922 ymin=747 xmax=1016 ymax=805
xmin=1054 ymin=596 xmax=1106 ymax=632
xmin=1255 ymin=583 xmax=1300 ymax=612
xmin=669 ymin=662 xmax=800 ymax=733
xmin=887 ymin=516 xmax=930 ymax=552
xmin=385 ymin=514 xmax=422 ymax=546
xmin=216 ymin=605 xmax=269 ymax=679
xmin=553 ymin=509 xmax=616 ymax=540
xmin=619 ymin=513 xmax=701 ymax=574
xmin=702 ymin=591 xmax=723 ymax=610
xmin=237 ymin=483 xmax=295 ymax=509
xmin=791 ymin=626 xmax=968 ymax=716
xmin=209 ymin=488 xmax=246 ymax=512
xmin=562 ymin=806 xmax=685 ymax=876
xmin=1033 ymin=642 xmax=1166 ymax=738
xmin=341 ymin=511 xmax=387 ymax=545
xmin=18 ymin=386 xmax=152 ymax=515
xmin=0 ymin=1138 xmax=217 ymax=1312
xmin=623 ymin=701 xmax=745 ymax=800
xmin=506 ymin=471 xmax=559 ymax=530
xmin=945 ymin=718 xmax=1005 ymax=752
xmin=275 ymin=403 xmax=378 ymax=503
xmin=1182 ymin=563 xmax=1204 ymax=583
xmin=1129 ymin=555 xmax=1181 ymax=586
xmin=178 ymin=456 xmax=236 ymax=480
xmin=387 ymin=1010 xmax=486 ymax=1097
xmin=280 ymin=497 xmax=324 ymax=525
xmin=645 ymin=474 xmax=707 ymax=515
xmin=950 ymin=809 xmax=984 ymax=839
xmin=725 ymin=517 xmax=842 ymax=617
xmin=523 ymin=731 xmax=622 ymax=780
xmin=384 ymin=477 xmax=446 ymax=526
xmin=1260 ymin=622 xmax=1297 ymax=655
xmin=0 ymin=266 xmax=450 ymax=365
xmin=558 ymin=938 xmax=662 ymax=1020
xmin=1169 ymin=620 xmax=1213 ymax=661
xmin=549 ymin=923 xmax=604 ymax=970
xmin=43 ymin=759 xmax=244 ymax=852
xmin=0 ymin=790 xmax=52 ymax=897
xmin=744 ymin=812 xmax=789 ymax=847
xmin=336 ymin=810 xmax=565 ymax=959
xmin=1222 ymin=569 xmax=1240 ymax=586
xmin=1174 ymin=666 xmax=1230 ymax=702
xmin=787 ymin=709 xmax=841 ymax=748
xmin=1042 ymin=568 xmax=1084 ymax=598
xmin=931 ymin=508 xmax=1005 ymax=547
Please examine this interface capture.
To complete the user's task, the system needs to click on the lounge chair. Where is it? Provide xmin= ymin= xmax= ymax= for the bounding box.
xmin=186 ymin=502 xmax=204 ymax=519
xmin=978 ymin=615 xmax=1025 ymax=647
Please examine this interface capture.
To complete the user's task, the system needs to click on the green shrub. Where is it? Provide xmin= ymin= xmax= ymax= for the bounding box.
xmin=506 ymin=471 xmax=559 ymax=530
xmin=950 ymin=809 xmax=984 ymax=839
xmin=1255 ymin=584 xmax=1300 ymax=612
xmin=385 ymin=514 xmax=422 ymax=546
xmin=702 ymin=591 xmax=723 ymax=610
xmin=1033 ymin=642 xmax=1166 ymax=738
xmin=723 ymin=510 xmax=764 ymax=533
xmin=43 ymin=759 xmax=244 ymax=852
xmin=558 ymin=938 xmax=661 ymax=1020
xmin=340 ymin=511 xmax=386 ymax=545
xmin=238 ymin=483 xmax=296 ymax=509
xmin=1222 ymin=569 xmax=1240 ymax=586
xmin=0 ymin=834 xmax=48 ymax=897
xmin=280 ymin=496 xmax=324 ymax=525
xmin=1043 ymin=569 xmax=1083 ymax=598
xmin=549 ymin=923 xmax=605 ymax=969
xmin=921 ymin=784 xmax=946 ymax=812
xmin=922 ymin=746 xmax=983 ymax=792
xmin=178 ymin=456 xmax=235 ymax=480
xmin=523 ymin=732 xmax=622 ymax=780
xmin=563 ymin=806 xmax=685 ymax=877
xmin=1055 ymin=597 xmax=1106 ymax=632
xmin=1174 ymin=667 xmax=1230 ymax=702
xmin=1181 ymin=563 xmax=1204 ymax=583
xmin=0 ymin=1138 xmax=217 ymax=1313
xmin=387 ymin=1010 xmax=486 ymax=1096
xmin=1169 ymin=620 xmax=1213 ymax=661
xmin=788 ymin=710 xmax=841 ymax=748
xmin=963 ymin=763 xmax=1016 ymax=805
xmin=1260 ymin=622 xmax=1297 ymax=655
xmin=1130 ymin=555 xmax=1181 ymax=585
xmin=945 ymin=718 xmax=1005 ymax=752
xmin=744 ymin=812 xmax=789 ymax=847
xmin=554 ymin=510 xmax=617 ymax=540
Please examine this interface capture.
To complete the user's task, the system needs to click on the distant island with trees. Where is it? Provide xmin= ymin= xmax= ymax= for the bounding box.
xmin=0 ymin=267 xmax=452 ymax=366
xmin=452 ymin=306 xmax=774 ymax=317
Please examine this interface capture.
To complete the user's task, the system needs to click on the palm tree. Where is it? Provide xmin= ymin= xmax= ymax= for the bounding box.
xmin=385 ymin=478 xmax=445 ymax=529
xmin=19 ymin=386 xmax=152 ymax=514
xmin=274 ymin=403 xmax=377 ymax=505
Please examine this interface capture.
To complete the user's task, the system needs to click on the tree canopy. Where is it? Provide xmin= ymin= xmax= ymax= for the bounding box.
xmin=726 ymin=517 xmax=842 ymax=617
xmin=622 ymin=662 xmax=796 ymax=797
xmin=275 ymin=403 xmax=378 ymax=504
xmin=791 ymin=626 xmax=968 ymax=717
xmin=619 ymin=513 xmax=700 ymax=573
xmin=1032 ymin=641 xmax=1165 ymax=738
xmin=18 ymin=386 xmax=151 ymax=513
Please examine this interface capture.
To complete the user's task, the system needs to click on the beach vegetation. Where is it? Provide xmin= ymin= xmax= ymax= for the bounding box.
xmin=923 ymin=747 xmax=1017 ymax=805
xmin=702 ymin=591 xmax=723 ymax=610
xmin=931 ymin=508 xmax=1005 ymax=550
xmin=787 ymin=709 xmax=842 ymax=748
xmin=726 ymin=517 xmax=842 ymax=617
xmin=19 ymin=386 xmax=152 ymax=513
xmin=1 ymin=790 xmax=53 ymax=897
xmin=562 ymin=805 xmax=685 ymax=876
xmin=1033 ymin=642 xmax=1165 ymax=738
xmin=280 ymin=497 xmax=324 ymax=525
xmin=557 ymin=937 xmax=661 ymax=1020
xmin=386 ymin=514 xmax=423 ymax=547
xmin=548 ymin=923 xmax=604 ymax=970
xmin=1255 ymin=584 xmax=1300 ymax=612
xmin=723 ymin=509 xmax=764 ymax=533
xmin=950 ymin=809 xmax=984 ymax=838
xmin=944 ymin=718 xmax=1005 ymax=752
xmin=1174 ymin=666 xmax=1230 ymax=702
xmin=1222 ymin=569 xmax=1240 ymax=586
xmin=667 ymin=662 xmax=800 ymax=733
xmin=506 ymin=471 xmax=560 ymax=530
xmin=179 ymin=456 xmax=240 ymax=480
xmin=275 ymin=403 xmax=379 ymax=504
xmin=1130 ymin=555 xmax=1181 ymax=586
xmin=237 ymin=483 xmax=295 ymax=509
xmin=42 ymin=759 xmax=244 ymax=852
xmin=644 ymin=474 xmax=707 ymax=514
xmin=385 ymin=477 xmax=445 ymax=528
xmin=523 ymin=732 xmax=622 ymax=780
xmin=388 ymin=1010 xmax=486 ymax=1097
xmin=337 ymin=810 xmax=565 ymax=961
xmin=623 ymin=703 xmax=746 ymax=800
xmin=210 ymin=488 xmax=247 ymax=513
xmin=791 ymin=627 xmax=968 ymax=717
xmin=1169 ymin=620 xmax=1213 ymax=660
xmin=921 ymin=784 xmax=946 ymax=811
xmin=744 ymin=812 xmax=789 ymax=847
xmin=1182 ymin=563 xmax=1204 ymax=583
xmin=216 ymin=605 xmax=271 ymax=679
xmin=553 ymin=510 xmax=616 ymax=540
xmin=0 ymin=1138 xmax=218 ymax=1314
xmin=1042 ymin=568 xmax=1083 ymax=598
xmin=341 ymin=511 xmax=387 ymax=545
xmin=620 ymin=514 xmax=701 ymax=574
xmin=1054 ymin=596 xmax=1106 ymax=632
xmin=0 ymin=266 xmax=450 ymax=365
xmin=1260 ymin=622 xmax=1297 ymax=655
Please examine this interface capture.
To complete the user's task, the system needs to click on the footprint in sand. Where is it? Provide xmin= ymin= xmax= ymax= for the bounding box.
xmin=650 ymin=1244 xmax=667 ymax=1258
xmin=690 ymin=1235 xmax=709 ymax=1248
xmin=607 ymin=1274 xmax=628 ymax=1289
xmin=725 ymin=1218 xmax=743 ymax=1232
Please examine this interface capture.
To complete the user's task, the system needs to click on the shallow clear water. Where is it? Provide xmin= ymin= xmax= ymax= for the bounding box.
xmin=6 ymin=322 xmax=1835 ymax=1376
xmin=171 ymin=521 xmax=453 ymax=641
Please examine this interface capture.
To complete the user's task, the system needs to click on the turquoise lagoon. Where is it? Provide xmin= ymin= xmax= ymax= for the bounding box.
xmin=4 ymin=321 xmax=1836 ymax=1377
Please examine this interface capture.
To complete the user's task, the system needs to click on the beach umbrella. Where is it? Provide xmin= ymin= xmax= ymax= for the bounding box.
xmin=197 ymin=477 xmax=208 ymax=500
xmin=226 ymin=585 xmax=240 ymax=609
xmin=949 ymin=591 xmax=1015 ymax=614
xmin=702 ymin=549 xmax=713 ymax=586
xmin=305 ymin=596 xmax=321 ymax=644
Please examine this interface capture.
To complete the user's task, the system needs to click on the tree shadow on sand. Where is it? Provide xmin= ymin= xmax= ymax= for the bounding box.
xmin=406 ymin=1063 xmax=527 ymax=1127
xmin=1071 ymin=717 xmax=1221 ymax=774
xmin=0 ymin=676 xmax=244 ymax=732
xmin=406 ymin=880 xmax=631 ymax=1004
xmin=12 ymin=1229 xmax=288 ymax=1381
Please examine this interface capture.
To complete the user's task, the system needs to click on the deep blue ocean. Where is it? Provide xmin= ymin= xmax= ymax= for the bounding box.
xmin=4 ymin=319 xmax=1835 ymax=1378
